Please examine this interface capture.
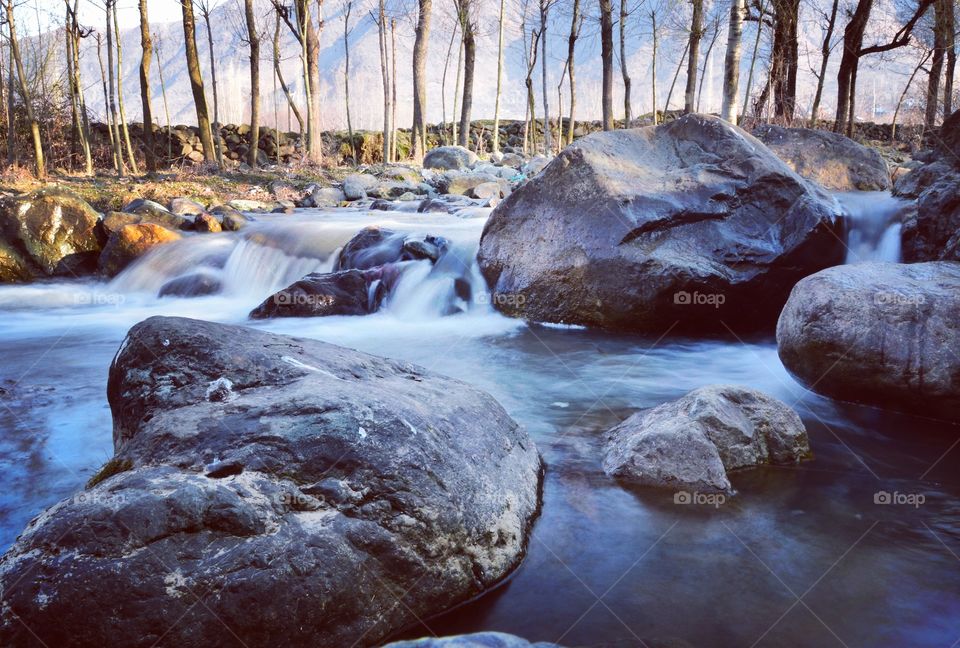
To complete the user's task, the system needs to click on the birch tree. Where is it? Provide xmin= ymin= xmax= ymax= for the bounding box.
xmin=721 ymin=0 xmax=745 ymax=122
xmin=412 ymin=0 xmax=431 ymax=159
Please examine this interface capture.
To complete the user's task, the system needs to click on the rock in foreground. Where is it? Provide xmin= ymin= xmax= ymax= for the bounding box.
xmin=386 ymin=633 xmax=562 ymax=648
xmin=0 ymin=317 xmax=542 ymax=648
xmin=777 ymin=262 xmax=960 ymax=418
xmin=603 ymin=385 xmax=810 ymax=494
xmin=478 ymin=114 xmax=845 ymax=334
xmin=753 ymin=124 xmax=890 ymax=191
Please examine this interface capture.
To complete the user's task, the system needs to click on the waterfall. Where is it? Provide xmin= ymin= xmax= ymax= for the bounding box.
xmin=835 ymin=191 xmax=911 ymax=264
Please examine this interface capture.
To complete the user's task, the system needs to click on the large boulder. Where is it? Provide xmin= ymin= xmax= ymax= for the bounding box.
xmin=603 ymin=385 xmax=810 ymax=494
xmin=478 ymin=114 xmax=845 ymax=334
xmin=424 ymin=145 xmax=478 ymax=171
xmin=0 ymin=186 xmax=102 ymax=278
xmin=777 ymin=261 xmax=960 ymax=418
xmin=386 ymin=634 xmax=561 ymax=648
xmin=891 ymin=160 xmax=960 ymax=262
xmin=753 ymin=124 xmax=890 ymax=191
xmin=0 ymin=317 xmax=542 ymax=648
xmin=98 ymin=223 xmax=182 ymax=276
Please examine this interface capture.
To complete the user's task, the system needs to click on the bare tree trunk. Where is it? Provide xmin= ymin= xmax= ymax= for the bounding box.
xmin=377 ymin=0 xmax=391 ymax=163
xmin=391 ymin=18 xmax=397 ymax=161
xmin=540 ymin=0 xmax=552 ymax=150
xmin=892 ymin=50 xmax=931 ymax=142
xmin=619 ymin=0 xmax=631 ymax=126
xmin=721 ymin=0 xmax=744 ymax=122
xmin=600 ymin=0 xmax=614 ymax=129
xmin=946 ymin=0 xmax=956 ymax=115
xmin=927 ymin=0 xmax=949 ymax=128
xmin=684 ymin=0 xmax=704 ymax=113
xmin=106 ymin=1 xmax=125 ymax=175
xmin=180 ymin=0 xmax=217 ymax=161
xmin=566 ymin=0 xmax=581 ymax=142
xmin=651 ymin=11 xmax=658 ymax=124
xmin=808 ymin=0 xmax=838 ymax=126
xmin=457 ymin=0 xmax=476 ymax=148
xmin=199 ymin=3 xmax=224 ymax=168
xmin=96 ymin=34 xmax=119 ymax=172
xmin=452 ymin=38 xmax=463 ymax=145
xmin=66 ymin=0 xmax=92 ymax=173
xmin=492 ymin=0 xmax=505 ymax=152
xmin=440 ymin=22 xmax=458 ymax=146
xmin=343 ymin=0 xmax=356 ymax=164
xmin=138 ymin=0 xmax=156 ymax=173
xmin=154 ymin=36 xmax=172 ymax=162
xmin=114 ymin=4 xmax=140 ymax=174
xmin=65 ymin=4 xmax=80 ymax=169
xmin=274 ymin=11 xmax=304 ymax=135
xmin=412 ymin=0 xmax=432 ymax=159
xmin=696 ymin=15 xmax=720 ymax=112
xmin=5 ymin=0 xmax=41 ymax=177
xmin=664 ymin=41 xmax=688 ymax=113
xmin=245 ymin=0 xmax=261 ymax=168
xmin=740 ymin=0 xmax=766 ymax=121
xmin=6 ymin=39 xmax=15 ymax=166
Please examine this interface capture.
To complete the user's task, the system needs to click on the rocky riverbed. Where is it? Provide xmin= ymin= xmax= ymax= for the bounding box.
xmin=0 ymin=115 xmax=957 ymax=647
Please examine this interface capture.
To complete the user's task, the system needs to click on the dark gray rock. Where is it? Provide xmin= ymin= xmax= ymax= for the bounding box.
xmin=753 ymin=124 xmax=890 ymax=191
xmin=386 ymin=633 xmax=561 ymax=648
xmin=0 ymin=316 xmax=542 ymax=648
xmin=777 ymin=261 xmax=960 ymax=419
xmin=336 ymin=226 xmax=450 ymax=271
xmin=478 ymin=114 xmax=845 ymax=334
xmin=249 ymin=269 xmax=379 ymax=318
xmin=603 ymin=385 xmax=809 ymax=494
xmin=158 ymin=272 xmax=222 ymax=298
xmin=423 ymin=145 xmax=478 ymax=170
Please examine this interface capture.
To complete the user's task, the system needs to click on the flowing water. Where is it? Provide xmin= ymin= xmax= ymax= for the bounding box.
xmin=0 ymin=195 xmax=957 ymax=647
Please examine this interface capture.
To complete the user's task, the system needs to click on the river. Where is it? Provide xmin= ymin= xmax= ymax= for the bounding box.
xmin=0 ymin=193 xmax=957 ymax=647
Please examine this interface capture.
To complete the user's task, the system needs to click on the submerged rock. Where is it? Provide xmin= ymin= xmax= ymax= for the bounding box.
xmin=478 ymin=114 xmax=845 ymax=334
xmin=158 ymin=272 xmax=222 ymax=298
xmin=98 ymin=223 xmax=182 ymax=277
xmin=753 ymin=124 xmax=890 ymax=191
xmin=777 ymin=261 xmax=960 ymax=418
xmin=337 ymin=226 xmax=450 ymax=271
xmin=603 ymin=385 xmax=810 ymax=494
xmin=0 ymin=186 xmax=102 ymax=278
xmin=424 ymin=145 xmax=478 ymax=170
xmin=249 ymin=268 xmax=380 ymax=318
xmin=0 ymin=316 xmax=542 ymax=648
xmin=193 ymin=212 xmax=222 ymax=233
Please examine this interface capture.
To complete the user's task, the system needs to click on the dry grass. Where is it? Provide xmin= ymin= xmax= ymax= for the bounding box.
xmin=0 ymin=163 xmax=351 ymax=213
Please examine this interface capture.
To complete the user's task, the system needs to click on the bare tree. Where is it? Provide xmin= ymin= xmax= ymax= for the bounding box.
xmin=721 ymin=0 xmax=745 ymax=122
xmin=343 ymin=0 xmax=356 ymax=163
xmin=684 ymin=0 xmax=704 ymax=113
xmin=540 ymin=0 xmax=554 ymax=149
xmin=391 ymin=18 xmax=397 ymax=161
xmin=440 ymin=19 xmax=459 ymax=145
xmin=273 ymin=0 xmax=323 ymax=164
xmin=180 ymin=0 xmax=217 ymax=160
xmin=244 ymin=0 xmax=261 ymax=168
xmin=945 ymin=0 xmax=956 ymax=114
xmin=893 ymin=49 xmax=931 ymax=140
xmin=620 ymin=0 xmax=632 ymax=125
xmin=375 ymin=0 xmax=392 ymax=162
xmin=197 ymin=0 xmax=224 ymax=168
xmin=926 ymin=0 xmax=951 ymax=127
xmin=95 ymin=33 xmax=120 ymax=172
xmin=565 ymin=0 xmax=582 ymax=142
xmin=113 ymin=3 xmax=140 ymax=174
xmin=139 ymin=0 xmax=156 ymax=173
xmin=740 ymin=0 xmax=766 ymax=121
xmin=696 ymin=8 xmax=722 ymax=112
xmin=3 ymin=0 xmax=42 ymax=177
xmin=664 ymin=41 xmax=688 ymax=112
xmin=412 ymin=0 xmax=432 ymax=159
xmin=273 ymin=8 xmax=304 ymax=136
xmin=65 ymin=0 xmax=93 ymax=174
xmin=808 ymin=0 xmax=839 ymax=126
xmin=105 ymin=1 xmax=125 ymax=174
xmin=455 ymin=0 xmax=476 ymax=148
xmin=492 ymin=0 xmax=506 ymax=152
xmin=600 ymin=0 xmax=615 ymax=129
xmin=154 ymin=35 xmax=173 ymax=161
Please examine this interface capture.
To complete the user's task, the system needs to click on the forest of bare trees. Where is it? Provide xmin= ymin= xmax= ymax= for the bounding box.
xmin=0 ymin=0 xmax=956 ymax=178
